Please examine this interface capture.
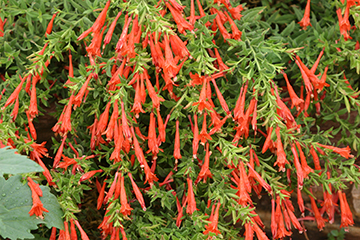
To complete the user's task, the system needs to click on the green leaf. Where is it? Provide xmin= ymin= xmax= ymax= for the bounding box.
xmin=0 ymin=148 xmax=43 ymax=176
xmin=0 ymin=175 xmax=63 ymax=240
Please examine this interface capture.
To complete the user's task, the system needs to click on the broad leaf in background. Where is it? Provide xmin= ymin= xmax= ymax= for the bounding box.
xmin=0 ymin=175 xmax=63 ymax=240
xmin=0 ymin=147 xmax=43 ymax=175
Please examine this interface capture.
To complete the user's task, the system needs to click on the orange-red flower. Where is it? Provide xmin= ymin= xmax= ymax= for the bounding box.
xmin=173 ymin=120 xmax=182 ymax=161
xmin=317 ymin=143 xmax=354 ymax=159
xmin=186 ymin=178 xmax=197 ymax=214
xmin=309 ymin=191 xmax=327 ymax=230
xmin=196 ymin=143 xmax=213 ymax=183
xmin=203 ymin=201 xmax=221 ymax=235
xmin=298 ymin=0 xmax=312 ymax=30
xmin=120 ymin=175 xmax=133 ymax=216
xmin=165 ymin=1 xmax=194 ymax=34
xmin=103 ymin=11 xmax=122 ymax=47
xmin=77 ymin=0 xmax=110 ymax=41
xmin=338 ymin=190 xmax=354 ymax=228
xmin=74 ymin=220 xmax=90 ymax=240
xmin=274 ymin=127 xmax=289 ymax=172
xmin=45 ymin=12 xmax=58 ymax=37
xmin=128 ymin=173 xmax=146 ymax=211
xmin=28 ymin=183 xmax=49 ymax=219
xmin=78 ymin=169 xmax=103 ymax=184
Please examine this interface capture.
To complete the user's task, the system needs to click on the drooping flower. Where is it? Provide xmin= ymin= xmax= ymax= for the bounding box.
xmin=128 ymin=173 xmax=146 ymax=211
xmin=78 ymin=169 xmax=103 ymax=184
xmin=196 ymin=143 xmax=213 ymax=183
xmin=74 ymin=220 xmax=90 ymax=240
xmin=203 ymin=201 xmax=221 ymax=235
xmin=165 ymin=1 xmax=194 ymax=34
xmin=193 ymin=78 xmax=212 ymax=113
xmin=317 ymin=143 xmax=354 ymax=159
xmin=192 ymin=114 xmax=200 ymax=158
xmin=186 ymin=178 xmax=197 ymax=214
xmin=103 ymin=11 xmax=122 ymax=47
xmin=120 ymin=175 xmax=133 ymax=217
xmin=199 ymin=112 xmax=212 ymax=145
xmin=298 ymin=0 xmax=312 ymax=30
xmin=338 ymin=190 xmax=354 ymax=228
xmin=77 ymin=0 xmax=110 ymax=41
xmin=45 ymin=12 xmax=58 ymax=37
xmin=28 ymin=183 xmax=49 ymax=219
xmin=309 ymin=191 xmax=328 ymax=231
xmin=173 ymin=120 xmax=182 ymax=161
xmin=274 ymin=127 xmax=290 ymax=172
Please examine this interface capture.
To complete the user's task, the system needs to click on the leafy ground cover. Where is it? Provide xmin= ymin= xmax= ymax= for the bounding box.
xmin=1 ymin=0 xmax=360 ymax=239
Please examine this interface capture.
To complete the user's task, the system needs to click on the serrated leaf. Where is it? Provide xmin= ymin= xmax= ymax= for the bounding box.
xmin=0 ymin=175 xmax=63 ymax=239
xmin=0 ymin=148 xmax=43 ymax=175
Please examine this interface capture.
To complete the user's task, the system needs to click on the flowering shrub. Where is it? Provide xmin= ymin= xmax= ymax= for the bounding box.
xmin=1 ymin=0 xmax=360 ymax=239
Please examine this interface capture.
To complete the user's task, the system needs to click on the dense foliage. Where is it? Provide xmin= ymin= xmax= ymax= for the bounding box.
xmin=1 ymin=0 xmax=360 ymax=239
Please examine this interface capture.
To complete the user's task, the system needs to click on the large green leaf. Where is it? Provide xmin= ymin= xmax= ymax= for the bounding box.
xmin=0 ymin=175 xmax=63 ymax=240
xmin=0 ymin=148 xmax=43 ymax=175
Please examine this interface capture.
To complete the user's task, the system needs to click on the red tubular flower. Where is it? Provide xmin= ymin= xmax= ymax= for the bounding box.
xmin=74 ymin=73 xmax=93 ymax=108
xmin=120 ymin=175 xmax=133 ymax=216
xmin=284 ymin=198 xmax=303 ymax=232
xmin=274 ymin=196 xmax=292 ymax=239
xmin=247 ymin=163 xmax=272 ymax=195
xmin=186 ymin=178 xmax=197 ymax=214
xmin=309 ymin=145 xmax=321 ymax=171
xmin=10 ymin=96 xmax=19 ymax=122
xmin=211 ymin=78 xmax=230 ymax=115
xmin=174 ymin=120 xmax=182 ymax=160
xmin=274 ymin=127 xmax=289 ymax=172
xmin=144 ymin=72 xmax=164 ymax=109
xmin=213 ymin=44 xmax=229 ymax=71
xmin=128 ymin=173 xmax=146 ymax=211
xmin=45 ymin=12 xmax=58 ymax=37
xmin=338 ymin=190 xmax=354 ymax=228
xmin=309 ymin=192 xmax=327 ymax=230
xmin=295 ymin=59 xmax=313 ymax=93
xmin=192 ymin=114 xmax=200 ymax=158
xmin=261 ymin=126 xmax=274 ymax=154
xmin=295 ymin=141 xmax=314 ymax=178
xmin=298 ymin=0 xmax=312 ymax=30
xmin=337 ymin=4 xmax=352 ymax=41
xmin=131 ymin=81 xmax=145 ymax=118
xmin=317 ymin=143 xmax=354 ymax=159
xmin=28 ymin=185 xmax=49 ymax=219
xmin=169 ymin=34 xmax=191 ymax=59
xmin=120 ymin=100 xmax=132 ymax=141
xmin=224 ymin=11 xmax=242 ymax=40
xmin=322 ymin=172 xmax=336 ymax=224
xmin=74 ymin=220 xmax=90 ymax=240
xmin=0 ymin=16 xmax=6 ymax=37
xmin=271 ymin=198 xmax=277 ymax=238
xmin=116 ymin=14 xmax=131 ymax=51
xmin=283 ymin=72 xmax=303 ymax=109
xmin=103 ymin=100 xmax=119 ymax=141
xmin=156 ymin=107 xmax=166 ymax=144
xmin=203 ymin=201 xmax=221 ymax=235
xmin=235 ymin=161 xmax=251 ymax=206
xmin=28 ymin=77 xmax=38 ymax=119
xmin=78 ymin=169 xmax=103 ymax=184
xmin=297 ymin=186 xmax=305 ymax=216
xmin=196 ymin=143 xmax=213 ymax=183
xmin=165 ymin=2 xmax=194 ymax=34
xmin=27 ymin=177 xmax=43 ymax=197
xmin=77 ymin=0 xmax=110 ymax=41
xmin=103 ymin=11 xmax=122 ymax=47
xmin=147 ymin=112 xmax=159 ymax=156
xmin=60 ymin=94 xmax=74 ymax=135
xmin=244 ymin=222 xmax=254 ymax=240
xmin=26 ymin=111 xmax=37 ymax=140
xmin=97 ymin=179 xmax=107 ymax=210
xmin=49 ymin=227 xmax=57 ymax=240
xmin=105 ymin=172 xmax=118 ymax=204
xmin=86 ymin=24 xmax=107 ymax=57
xmin=252 ymin=220 xmax=269 ymax=240
xmin=189 ymin=0 xmax=196 ymax=25
xmin=2 ymin=75 xmax=26 ymax=110
xmin=291 ymin=143 xmax=304 ymax=189
xmin=199 ymin=112 xmax=212 ymax=145
xmin=70 ymin=219 xmax=78 ymax=240
xmin=214 ymin=10 xmax=231 ymax=40
xmin=193 ymin=78 xmax=212 ymax=113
